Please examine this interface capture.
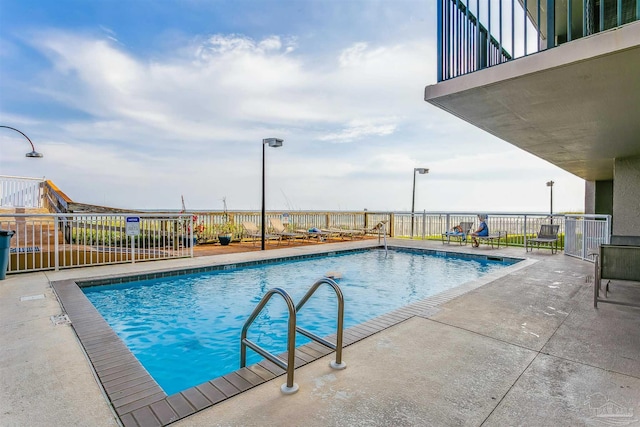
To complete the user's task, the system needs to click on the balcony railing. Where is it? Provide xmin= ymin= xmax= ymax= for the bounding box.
xmin=0 ymin=176 xmax=44 ymax=208
xmin=437 ymin=0 xmax=640 ymax=81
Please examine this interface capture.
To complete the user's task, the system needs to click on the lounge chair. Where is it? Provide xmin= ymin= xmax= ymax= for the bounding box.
xmin=319 ymin=228 xmax=341 ymax=240
xmin=526 ymin=224 xmax=560 ymax=254
xmin=473 ymin=231 xmax=508 ymax=248
xmin=242 ymin=221 xmax=281 ymax=246
xmin=322 ymin=227 xmax=365 ymax=240
xmin=269 ymin=218 xmax=304 ymax=244
xmin=442 ymin=221 xmax=474 ymax=245
xmin=295 ymin=227 xmax=332 ymax=242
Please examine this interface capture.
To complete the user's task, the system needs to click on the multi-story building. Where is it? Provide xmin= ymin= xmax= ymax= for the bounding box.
xmin=425 ymin=0 xmax=640 ymax=236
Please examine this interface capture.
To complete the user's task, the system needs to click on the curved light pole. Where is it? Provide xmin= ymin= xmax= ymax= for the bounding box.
xmin=411 ymin=167 xmax=429 ymax=238
xmin=262 ymin=138 xmax=283 ymax=250
xmin=0 ymin=126 xmax=44 ymax=158
xmin=546 ymin=180 xmax=554 ymax=224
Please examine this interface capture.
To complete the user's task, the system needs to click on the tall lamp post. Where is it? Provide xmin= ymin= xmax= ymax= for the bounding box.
xmin=546 ymin=180 xmax=554 ymax=224
xmin=411 ymin=167 xmax=429 ymax=238
xmin=0 ymin=126 xmax=44 ymax=158
xmin=262 ymin=138 xmax=283 ymax=250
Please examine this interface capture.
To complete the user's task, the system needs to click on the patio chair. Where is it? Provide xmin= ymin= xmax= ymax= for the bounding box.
xmin=593 ymin=239 xmax=640 ymax=308
xmin=242 ymin=221 xmax=281 ymax=246
xmin=269 ymin=217 xmax=304 ymax=244
xmin=474 ymin=231 xmax=508 ymax=249
xmin=526 ymin=224 xmax=560 ymax=254
xmin=442 ymin=221 xmax=474 ymax=245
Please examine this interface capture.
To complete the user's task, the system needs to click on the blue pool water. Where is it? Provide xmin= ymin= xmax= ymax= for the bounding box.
xmin=83 ymin=249 xmax=515 ymax=395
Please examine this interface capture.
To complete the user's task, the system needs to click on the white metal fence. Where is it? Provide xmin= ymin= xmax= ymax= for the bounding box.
xmin=0 ymin=175 xmax=44 ymax=208
xmin=564 ymin=215 xmax=611 ymax=261
xmin=398 ymin=211 xmax=610 ymax=262
xmin=1 ymin=213 xmax=193 ymax=274
xmin=399 ymin=211 xmax=568 ymax=243
xmin=0 ymin=210 xmax=610 ymax=275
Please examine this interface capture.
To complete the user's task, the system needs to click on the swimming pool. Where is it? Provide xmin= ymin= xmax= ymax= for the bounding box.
xmin=82 ymin=248 xmax=517 ymax=395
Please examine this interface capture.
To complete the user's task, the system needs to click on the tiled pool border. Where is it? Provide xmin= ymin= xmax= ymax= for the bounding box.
xmin=51 ymin=246 xmax=530 ymax=427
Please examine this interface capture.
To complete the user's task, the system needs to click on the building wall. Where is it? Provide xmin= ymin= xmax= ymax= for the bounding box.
xmin=613 ymin=155 xmax=640 ymax=236
xmin=584 ymin=180 xmax=613 ymax=216
xmin=596 ymin=181 xmax=614 ymax=215
xmin=585 ymin=181 xmax=595 ymax=214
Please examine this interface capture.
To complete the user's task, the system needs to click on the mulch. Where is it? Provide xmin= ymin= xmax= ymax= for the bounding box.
xmin=192 ymin=236 xmax=376 ymax=257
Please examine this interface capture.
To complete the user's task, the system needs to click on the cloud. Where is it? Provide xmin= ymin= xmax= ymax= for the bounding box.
xmin=195 ymin=34 xmax=295 ymax=58
xmin=318 ymin=118 xmax=397 ymax=143
xmin=22 ymin=31 xmax=433 ymax=149
xmin=339 ymin=42 xmax=371 ymax=67
xmin=3 ymin=26 xmax=585 ymax=212
xmin=99 ymin=25 xmax=119 ymax=44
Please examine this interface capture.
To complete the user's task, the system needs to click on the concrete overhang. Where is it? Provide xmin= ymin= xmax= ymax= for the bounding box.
xmin=425 ymin=21 xmax=640 ymax=182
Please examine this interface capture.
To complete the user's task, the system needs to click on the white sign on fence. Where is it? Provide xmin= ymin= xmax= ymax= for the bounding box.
xmin=126 ymin=217 xmax=140 ymax=236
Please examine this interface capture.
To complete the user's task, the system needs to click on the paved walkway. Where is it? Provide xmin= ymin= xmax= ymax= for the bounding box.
xmin=1 ymin=239 xmax=639 ymax=426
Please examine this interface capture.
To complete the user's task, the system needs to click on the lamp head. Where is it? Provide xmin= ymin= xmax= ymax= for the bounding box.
xmin=414 ymin=168 xmax=429 ymax=174
xmin=1 ymin=125 xmax=43 ymax=159
xmin=26 ymin=150 xmax=44 ymax=158
xmin=263 ymin=138 xmax=284 ymax=148
xmin=546 ymin=180 xmax=554 ymax=187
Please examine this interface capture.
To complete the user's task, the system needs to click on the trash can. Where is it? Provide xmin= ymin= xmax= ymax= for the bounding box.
xmin=0 ymin=230 xmax=15 ymax=280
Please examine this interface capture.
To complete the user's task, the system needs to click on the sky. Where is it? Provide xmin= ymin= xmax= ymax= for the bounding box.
xmin=0 ymin=0 xmax=585 ymax=213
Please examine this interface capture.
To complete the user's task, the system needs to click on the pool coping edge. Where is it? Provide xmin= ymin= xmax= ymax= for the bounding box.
xmin=50 ymin=245 xmax=531 ymax=427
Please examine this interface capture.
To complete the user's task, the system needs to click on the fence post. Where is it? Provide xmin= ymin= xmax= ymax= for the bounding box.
xmin=437 ymin=0 xmax=443 ymax=81
xmin=523 ymin=214 xmax=528 ymax=249
xmin=546 ymin=0 xmax=555 ymax=49
xmin=581 ymin=217 xmax=586 ymax=260
xmin=38 ymin=181 xmax=44 ymax=208
xmin=173 ymin=221 xmax=178 ymax=250
xmin=190 ymin=216 xmax=194 ymax=258
xmin=229 ymin=213 xmax=235 ymax=240
xmin=131 ymin=234 xmax=135 ymax=264
xmin=389 ymin=213 xmax=395 ymax=237
xmin=422 ymin=210 xmax=426 ymax=240
xmin=54 ymin=215 xmax=59 ymax=271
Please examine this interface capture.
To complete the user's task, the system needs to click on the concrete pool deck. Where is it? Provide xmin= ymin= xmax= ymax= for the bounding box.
xmin=1 ymin=239 xmax=639 ymax=426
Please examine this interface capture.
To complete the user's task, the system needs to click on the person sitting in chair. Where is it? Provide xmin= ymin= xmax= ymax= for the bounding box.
xmin=471 ymin=214 xmax=489 ymax=247
xmin=448 ymin=224 xmax=466 ymax=241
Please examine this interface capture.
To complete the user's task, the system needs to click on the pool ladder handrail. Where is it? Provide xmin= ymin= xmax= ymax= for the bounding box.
xmin=240 ymin=277 xmax=346 ymax=395
xmin=240 ymin=287 xmax=299 ymax=394
xmin=379 ymin=222 xmax=388 ymax=256
xmin=295 ymin=277 xmax=346 ymax=371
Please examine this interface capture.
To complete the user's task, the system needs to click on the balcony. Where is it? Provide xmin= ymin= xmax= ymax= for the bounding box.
xmin=425 ymin=1 xmax=640 ymax=186
xmin=436 ymin=0 xmax=640 ymax=82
